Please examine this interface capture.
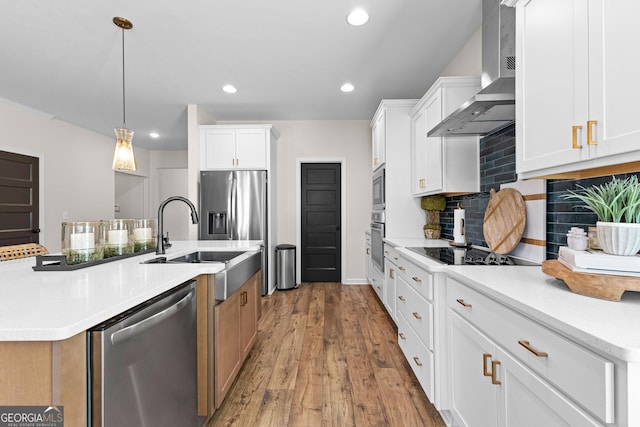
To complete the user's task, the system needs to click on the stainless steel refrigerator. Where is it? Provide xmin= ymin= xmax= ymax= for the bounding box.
xmin=199 ymin=170 xmax=268 ymax=294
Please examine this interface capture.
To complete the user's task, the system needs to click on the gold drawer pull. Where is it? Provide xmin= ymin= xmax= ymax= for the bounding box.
xmin=412 ymin=276 xmax=422 ymax=284
xmin=413 ymin=357 xmax=423 ymax=367
xmin=587 ymin=120 xmax=598 ymax=145
xmin=399 ymin=333 xmax=406 ymax=340
xmin=491 ymin=361 xmax=501 ymax=385
xmin=389 ymin=269 xmax=395 ymax=279
xmin=398 ymin=296 xmax=406 ymax=302
xmin=376 ymin=286 xmax=382 ymax=291
xmin=412 ymin=312 xmax=422 ymax=320
xmin=518 ymin=340 xmax=548 ymax=358
xmin=384 ymin=250 xmax=389 ymax=255
xmin=456 ymin=298 xmax=472 ymax=308
xmin=394 ymin=256 xmax=399 ymax=261
xmin=366 ymin=248 xmax=370 ymax=255
xmin=483 ymin=353 xmax=492 ymax=376
xmin=572 ymin=125 xmax=583 ymax=149
xmin=399 ymin=266 xmax=406 ymax=271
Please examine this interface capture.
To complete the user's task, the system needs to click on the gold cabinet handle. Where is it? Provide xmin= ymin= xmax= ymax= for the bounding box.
xmin=399 ymin=332 xmax=406 ymax=340
xmin=412 ymin=312 xmax=422 ymax=320
xmin=389 ymin=269 xmax=395 ymax=279
xmin=377 ymin=286 xmax=382 ymax=291
xmin=394 ymin=256 xmax=399 ymax=261
xmin=483 ymin=353 xmax=492 ymax=376
xmin=587 ymin=120 xmax=598 ymax=145
xmin=491 ymin=361 xmax=501 ymax=385
xmin=456 ymin=298 xmax=472 ymax=308
xmin=374 ymin=157 xmax=378 ymax=166
xmin=572 ymin=125 xmax=583 ymax=149
xmin=412 ymin=276 xmax=422 ymax=284
xmin=419 ymin=178 xmax=425 ymax=189
xmin=518 ymin=340 xmax=548 ymax=358
xmin=366 ymin=248 xmax=370 ymax=255
xmin=413 ymin=357 xmax=423 ymax=367
xmin=398 ymin=296 xmax=406 ymax=302
xmin=399 ymin=266 xmax=406 ymax=271
xmin=384 ymin=250 xmax=389 ymax=255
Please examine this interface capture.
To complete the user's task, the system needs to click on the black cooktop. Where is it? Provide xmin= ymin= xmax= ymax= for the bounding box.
xmin=406 ymin=246 xmax=539 ymax=266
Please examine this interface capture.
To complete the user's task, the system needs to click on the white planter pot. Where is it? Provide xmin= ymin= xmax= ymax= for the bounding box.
xmin=596 ymin=221 xmax=640 ymax=256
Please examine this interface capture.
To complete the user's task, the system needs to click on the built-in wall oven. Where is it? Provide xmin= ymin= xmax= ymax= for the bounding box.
xmin=371 ymin=211 xmax=385 ymax=272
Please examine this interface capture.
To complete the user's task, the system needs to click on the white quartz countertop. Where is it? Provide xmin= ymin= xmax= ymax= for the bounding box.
xmin=445 ymin=266 xmax=640 ymax=363
xmin=0 ymin=240 xmax=262 ymax=342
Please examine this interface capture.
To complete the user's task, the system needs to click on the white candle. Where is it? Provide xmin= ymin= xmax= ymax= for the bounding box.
xmin=70 ymin=233 xmax=95 ymax=250
xmin=133 ymin=227 xmax=152 ymax=241
xmin=108 ymin=229 xmax=128 ymax=245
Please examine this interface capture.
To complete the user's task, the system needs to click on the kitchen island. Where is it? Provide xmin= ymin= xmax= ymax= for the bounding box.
xmin=0 ymin=240 xmax=262 ymax=426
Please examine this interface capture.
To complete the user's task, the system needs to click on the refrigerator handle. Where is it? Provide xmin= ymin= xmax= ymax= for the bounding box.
xmin=230 ymin=173 xmax=237 ymax=240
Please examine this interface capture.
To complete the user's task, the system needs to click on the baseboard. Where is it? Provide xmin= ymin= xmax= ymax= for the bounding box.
xmin=342 ymin=278 xmax=368 ymax=285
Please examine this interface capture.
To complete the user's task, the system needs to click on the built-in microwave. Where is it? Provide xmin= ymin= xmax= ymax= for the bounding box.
xmin=372 ymin=167 xmax=385 ymax=211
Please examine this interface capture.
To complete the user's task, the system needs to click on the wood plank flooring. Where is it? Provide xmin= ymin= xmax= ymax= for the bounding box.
xmin=208 ymin=282 xmax=446 ymax=427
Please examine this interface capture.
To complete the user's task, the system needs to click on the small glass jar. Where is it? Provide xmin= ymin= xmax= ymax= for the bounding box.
xmin=61 ymin=221 xmax=104 ymax=265
xmin=103 ymin=219 xmax=134 ymax=258
xmin=132 ymin=219 xmax=157 ymax=252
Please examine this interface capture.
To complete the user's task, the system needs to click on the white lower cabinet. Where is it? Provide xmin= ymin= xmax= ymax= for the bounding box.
xmin=447 ymin=276 xmax=611 ymax=427
xmin=370 ymin=264 xmax=384 ymax=302
xmin=396 ymin=253 xmax=436 ymax=401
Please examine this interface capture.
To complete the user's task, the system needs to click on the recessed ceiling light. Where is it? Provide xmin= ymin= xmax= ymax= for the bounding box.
xmin=149 ymin=132 xmax=160 ymax=138
xmin=222 ymin=85 xmax=237 ymax=94
xmin=346 ymin=9 xmax=369 ymax=26
xmin=340 ymin=83 xmax=355 ymax=93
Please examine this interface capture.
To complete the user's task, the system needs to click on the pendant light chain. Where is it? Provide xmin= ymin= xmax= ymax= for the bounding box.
xmin=121 ymin=26 xmax=126 ymax=129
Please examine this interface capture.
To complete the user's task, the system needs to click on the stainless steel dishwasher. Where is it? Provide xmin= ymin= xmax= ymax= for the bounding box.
xmin=89 ymin=280 xmax=199 ymax=427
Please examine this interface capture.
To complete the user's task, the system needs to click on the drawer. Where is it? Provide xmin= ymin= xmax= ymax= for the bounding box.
xmin=384 ymin=244 xmax=401 ymax=266
xmin=397 ymin=275 xmax=433 ymax=350
xmin=397 ymin=310 xmax=435 ymax=401
xmin=447 ymin=277 xmax=615 ymax=424
xmin=370 ymin=267 xmax=384 ymax=302
xmin=397 ymin=255 xmax=433 ymax=301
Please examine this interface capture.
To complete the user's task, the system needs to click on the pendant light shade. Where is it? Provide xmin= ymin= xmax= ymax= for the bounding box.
xmin=112 ymin=127 xmax=136 ymax=170
xmin=112 ymin=17 xmax=137 ymax=171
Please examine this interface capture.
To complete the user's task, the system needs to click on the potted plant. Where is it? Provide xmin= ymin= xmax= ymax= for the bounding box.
xmin=421 ymin=195 xmax=446 ymax=239
xmin=562 ymin=175 xmax=640 ymax=255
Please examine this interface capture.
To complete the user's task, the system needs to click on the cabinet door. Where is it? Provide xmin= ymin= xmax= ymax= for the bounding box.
xmin=372 ymin=110 xmax=386 ymax=169
xmin=423 ymin=90 xmax=443 ymax=193
xmin=496 ymin=348 xmax=602 ymax=427
xmin=239 ymin=274 xmax=259 ymax=358
xmin=235 ymin=128 xmax=267 ymax=169
xmin=384 ymin=258 xmax=396 ymax=321
xmin=449 ymin=311 xmax=498 ymax=427
xmin=214 ymin=291 xmax=241 ymax=408
xmin=202 ymin=128 xmax=237 ymax=169
xmin=589 ymin=0 xmax=640 ymax=159
xmin=411 ymin=107 xmax=428 ymax=195
xmin=516 ymin=0 xmax=589 ymax=174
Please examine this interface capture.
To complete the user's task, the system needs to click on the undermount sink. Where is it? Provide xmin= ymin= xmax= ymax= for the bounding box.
xmin=167 ymin=251 xmax=245 ymax=264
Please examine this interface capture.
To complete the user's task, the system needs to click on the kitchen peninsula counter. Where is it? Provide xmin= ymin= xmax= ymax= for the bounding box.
xmin=0 ymin=240 xmax=262 ymax=341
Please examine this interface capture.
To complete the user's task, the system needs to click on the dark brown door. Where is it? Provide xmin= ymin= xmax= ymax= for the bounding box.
xmin=301 ymin=163 xmax=341 ymax=282
xmin=0 ymin=150 xmax=40 ymax=245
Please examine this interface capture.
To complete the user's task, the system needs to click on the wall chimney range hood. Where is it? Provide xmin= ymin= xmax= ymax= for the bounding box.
xmin=428 ymin=0 xmax=515 ymax=137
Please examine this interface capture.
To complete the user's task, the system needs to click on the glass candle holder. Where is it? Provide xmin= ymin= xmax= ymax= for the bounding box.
xmin=103 ymin=219 xmax=134 ymax=258
xmin=133 ymin=219 xmax=157 ymax=252
xmin=61 ymin=221 xmax=104 ymax=265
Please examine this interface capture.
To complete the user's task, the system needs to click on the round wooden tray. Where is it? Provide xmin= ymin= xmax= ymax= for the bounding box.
xmin=542 ymin=260 xmax=640 ymax=301
xmin=483 ymin=188 xmax=526 ymax=254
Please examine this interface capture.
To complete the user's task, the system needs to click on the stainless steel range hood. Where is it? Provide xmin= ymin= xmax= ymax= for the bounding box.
xmin=428 ymin=0 xmax=515 ymax=137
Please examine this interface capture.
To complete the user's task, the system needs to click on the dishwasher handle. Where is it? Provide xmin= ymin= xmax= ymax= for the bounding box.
xmin=110 ymin=289 xmax=195 ymax=345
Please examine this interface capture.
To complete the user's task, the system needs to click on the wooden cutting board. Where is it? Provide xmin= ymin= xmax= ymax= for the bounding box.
xmin=483 ymin=188 xmax=526 ymax=254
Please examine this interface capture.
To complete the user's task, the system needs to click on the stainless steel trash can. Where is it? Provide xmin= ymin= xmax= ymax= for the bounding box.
xmin=275 ymin=244 xmax=297 ymax=290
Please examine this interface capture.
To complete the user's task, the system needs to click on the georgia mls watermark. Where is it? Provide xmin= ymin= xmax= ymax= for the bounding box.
xmin=0 ymin=406 xmax=63 ymax=427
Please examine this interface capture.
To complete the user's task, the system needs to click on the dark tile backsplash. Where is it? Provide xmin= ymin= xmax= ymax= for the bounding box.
xmin=438 ymin=124 xmax=640 ymax=260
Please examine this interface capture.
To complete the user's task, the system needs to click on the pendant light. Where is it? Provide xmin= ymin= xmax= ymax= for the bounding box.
xmin=112 ymin=17 xmax=137 ymax=171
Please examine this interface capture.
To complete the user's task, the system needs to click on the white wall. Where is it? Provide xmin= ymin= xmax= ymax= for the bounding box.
xmin=440 ymin=27 xmax=482 ymax=77
xmin=0 ymin=99 xmax=149 ymax=253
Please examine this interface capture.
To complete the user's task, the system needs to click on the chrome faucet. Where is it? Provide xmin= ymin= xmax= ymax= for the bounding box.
xmin=156 ymin=196 xmax=199 ymax=254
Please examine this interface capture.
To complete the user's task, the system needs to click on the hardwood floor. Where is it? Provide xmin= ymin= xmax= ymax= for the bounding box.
xmin=208 ymin=282 xmax=446 ymax=427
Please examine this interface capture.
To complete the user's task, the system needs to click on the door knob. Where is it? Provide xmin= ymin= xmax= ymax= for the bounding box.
xmin=32 ymin=228 xmax=41 ymax=234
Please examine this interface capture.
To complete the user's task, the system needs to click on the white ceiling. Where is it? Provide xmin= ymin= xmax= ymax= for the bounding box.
xmin=0 ymin=0 xmax=482 ymax=150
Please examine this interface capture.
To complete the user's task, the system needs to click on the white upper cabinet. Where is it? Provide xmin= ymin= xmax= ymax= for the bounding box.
xmin=411 ymin=76 xmax=481 ymax=196
xmin=200 ymin=125 xmax=274 ymax=170
xmin=371 ymin=108 xmax=386 ymax=170
xmin=514 ymin=0 xmax=640 ymax=178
